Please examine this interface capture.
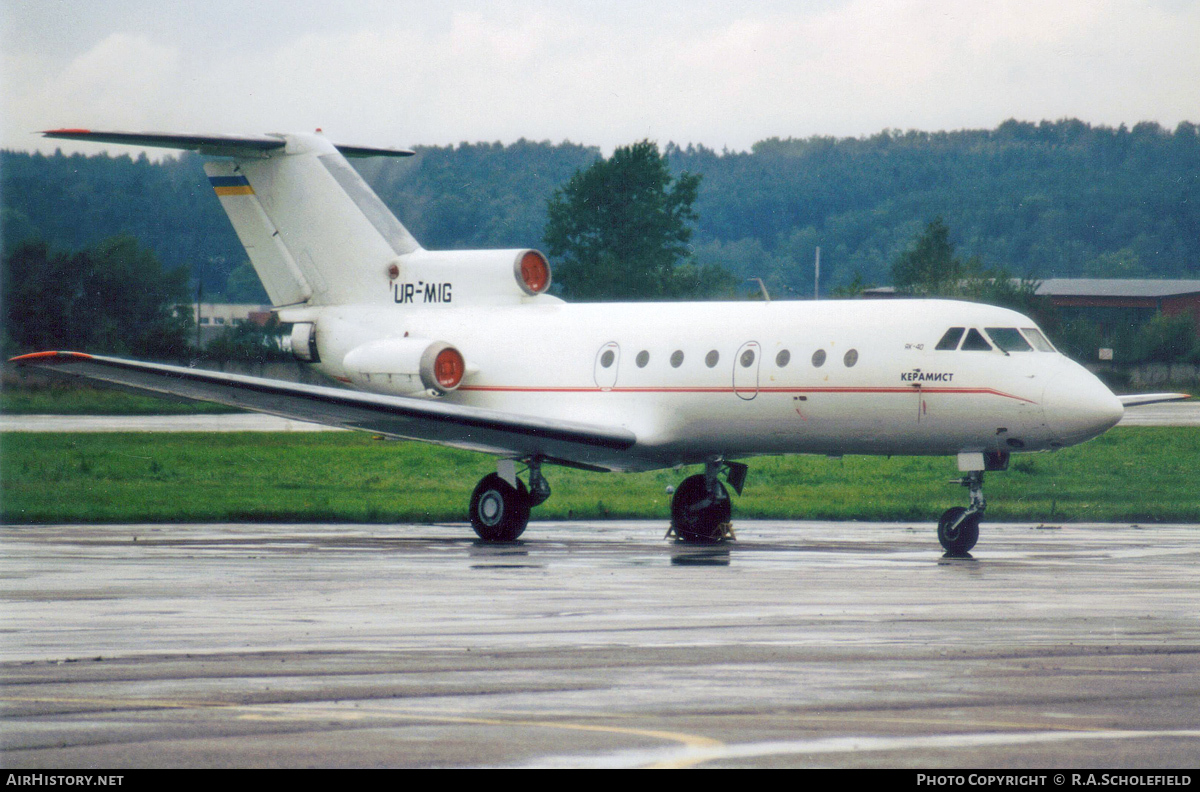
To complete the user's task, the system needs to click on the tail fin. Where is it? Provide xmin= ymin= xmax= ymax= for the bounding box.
xmin=43 ymin=129 xmax=421 ymax=307
xmin=207 ymin=133 xmax=422 ymax=307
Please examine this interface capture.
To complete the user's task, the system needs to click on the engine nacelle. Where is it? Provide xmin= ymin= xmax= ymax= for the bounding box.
xmin=288 ymin=322 xmax=320 ymax=363
xmin=386 ymin=248 xmax=552 ymax=306
xmin=342 ymin=337 xmax=466 ymax=395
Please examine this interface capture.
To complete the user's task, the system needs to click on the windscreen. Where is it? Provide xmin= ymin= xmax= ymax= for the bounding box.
xmin=985 ymin=327 xmax=1033 ymax=352
xmin=1022 ymin=327 xmax=1057 ymax=352
xmin=961 ymin=328 xmax=993 ymax=351
xmin=935 ymin=327 xmax=965 ymax=350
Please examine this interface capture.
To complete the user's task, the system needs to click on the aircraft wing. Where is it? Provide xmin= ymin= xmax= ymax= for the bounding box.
xmin=1118 ymin=393 xmax=1193 ymax=407
xmin=10 ymin=352 xmax=636 ymax=470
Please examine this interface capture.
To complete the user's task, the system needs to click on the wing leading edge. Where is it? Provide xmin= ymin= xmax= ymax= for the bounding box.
xmin=11 ymin=352 xmax=636 ymax=471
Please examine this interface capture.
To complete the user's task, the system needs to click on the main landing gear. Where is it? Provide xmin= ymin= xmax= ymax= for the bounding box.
xmin=468 ymin=457 xmax=749 ymax=545
xmin=937 ymin=452 xmax=1006 ymax=557
xmin=468 ymin=458 xmax=550 ymax=542
xmin=667 ymin=460 xmax=747 ymax=544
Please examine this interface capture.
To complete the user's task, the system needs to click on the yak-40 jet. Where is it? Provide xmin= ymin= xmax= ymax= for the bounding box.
xmin=13 ymin=129 xmax=1189 ymax=554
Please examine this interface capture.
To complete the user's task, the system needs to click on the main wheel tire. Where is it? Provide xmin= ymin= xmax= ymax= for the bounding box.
xmin=670 ymin=474 xmax=732 ymax=544
xmin=469 ymin=473 xmax=531 ymax=542
xmin=937 ymin=506 xmax=980 ymax=556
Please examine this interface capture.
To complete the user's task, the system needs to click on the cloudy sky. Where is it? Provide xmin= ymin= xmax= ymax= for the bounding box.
xmin=3 ymin=0 xmax=1198 ymax=157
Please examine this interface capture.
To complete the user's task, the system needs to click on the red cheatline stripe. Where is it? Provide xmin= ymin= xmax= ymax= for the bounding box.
xmin=458 ymin=385 xmax=1036 ymax=403
xmin=4 ymin=352 xmax=1037 ymax=406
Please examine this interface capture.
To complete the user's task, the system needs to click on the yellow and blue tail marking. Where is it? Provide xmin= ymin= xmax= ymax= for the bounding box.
xmin=209 ymin=175 xmax=254 ymax=196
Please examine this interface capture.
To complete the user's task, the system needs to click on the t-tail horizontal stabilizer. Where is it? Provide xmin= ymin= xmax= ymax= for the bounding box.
xmin=41 ymin=129 xmax=415 ymax=158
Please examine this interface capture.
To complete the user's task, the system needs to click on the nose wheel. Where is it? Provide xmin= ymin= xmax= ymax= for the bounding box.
xmin=938 ymin=469 xmax=986 ymax=556
xmin=937 ymin=506 xmax=981 ymax=555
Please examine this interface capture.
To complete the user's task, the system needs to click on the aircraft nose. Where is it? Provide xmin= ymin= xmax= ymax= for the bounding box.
xmin=1041 ymin=369 xmax=1124 ymax=446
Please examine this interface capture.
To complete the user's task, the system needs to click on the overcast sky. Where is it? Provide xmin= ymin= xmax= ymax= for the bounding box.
xmin=3 ymin=0 xmax=1198 ymax=157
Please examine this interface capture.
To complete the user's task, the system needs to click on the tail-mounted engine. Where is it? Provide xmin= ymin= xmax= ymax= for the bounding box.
xmin=386 ymin=249 xmax=552 ymax=306
xmin=289 ymin=322 xmax=320 ymax=363
xmin=342 ymin=336 xmax=466 ymax=395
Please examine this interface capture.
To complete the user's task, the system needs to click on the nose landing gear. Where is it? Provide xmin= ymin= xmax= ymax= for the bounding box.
xmin=937 ymin=452 xmax=1008 ymax=556
xmin=938 ymin=470 xmax=984 ymax=556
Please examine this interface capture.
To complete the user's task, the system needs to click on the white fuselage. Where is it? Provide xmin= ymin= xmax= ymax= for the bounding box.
xmin=303 ymin=297 xmax=1124 ymax=472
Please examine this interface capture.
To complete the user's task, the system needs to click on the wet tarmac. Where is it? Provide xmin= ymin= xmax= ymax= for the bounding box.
xmin=2 ymin=520 xmax=1198 ymax=768
xmin=1117 ymin=400 xmax=1200 ymax=426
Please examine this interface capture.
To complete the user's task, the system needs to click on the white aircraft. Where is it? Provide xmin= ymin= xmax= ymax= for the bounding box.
xmin=13 ymin=129 xmax=1189 ymax=555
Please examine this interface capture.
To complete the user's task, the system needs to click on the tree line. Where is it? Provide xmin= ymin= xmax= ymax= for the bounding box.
xmin=4 ymin=119 xmax=1197 ymax=298
xmin=2 ymin=236 xmax=193 ymax=359
xmin=3 ymin=119 xmax=1198 ymax=364
xmin=1 ymin=237 xmax=288 ymax=362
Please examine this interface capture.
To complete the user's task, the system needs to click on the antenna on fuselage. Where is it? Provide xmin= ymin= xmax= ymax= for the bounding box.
xmin=814 ymin=246 xmax=821 ymax=300
xmin=748 ymin=278 xmax=771 ymax=301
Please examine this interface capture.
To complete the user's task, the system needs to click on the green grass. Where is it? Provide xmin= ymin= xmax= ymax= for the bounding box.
xmin=1 ymin=381 xmax=240 ymax=415
xmin=2 ymin=428 xmax=1197 ymax=524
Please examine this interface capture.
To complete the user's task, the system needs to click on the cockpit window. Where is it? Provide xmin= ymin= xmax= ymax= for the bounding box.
xmin=935 ymin=327 xmax=965 ymax=350
xmin=1022 ymin=327 xmax=1056 ymax=352
xmin=960 ymin=328 xmax=993 ymax=351
xmin=985 ymin=327 xmax=1033 ymax=352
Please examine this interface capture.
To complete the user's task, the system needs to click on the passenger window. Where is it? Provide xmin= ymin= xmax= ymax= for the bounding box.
xmin=776 ymin=350 xmax=790 ymax=367
xmin=600 ymin=350 xmax=615 ymax=368
xmin=705 ymin=350 xmax=719 ymax=368
xmin=985 ymin=327 xmax=1032 ymax=352
xmin=670 ymin=350 xmax=684 ymax=368
xmin=960 ymin=328 xmax=993 ymax=351
xmin=936 ymin=327 xmax=965 ymax=350
xmin=812 ymin=349 xmax=826 ymax=367
xmin=1022 ymin=327 xmax=1056 ymax=352
xmin=740 ymin=349 xmax=756 ymax=368
xmin=636 ymin=350 xmax=649 ymax=368
xmin=844 ymin=349 xmax=858 ymax=367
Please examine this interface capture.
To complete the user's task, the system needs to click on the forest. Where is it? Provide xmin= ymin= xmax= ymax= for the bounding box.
xmin=3 ymin=118 xmax=1198 ymax=303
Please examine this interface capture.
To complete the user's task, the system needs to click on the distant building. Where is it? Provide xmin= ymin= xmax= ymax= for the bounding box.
xmin=192 ymin=302 xmax=273 ymax=348
xmin=1034 ymin=279 xmax=1200 ymax=336
xmin=863 ymin=278 xmax=1200 ymax=334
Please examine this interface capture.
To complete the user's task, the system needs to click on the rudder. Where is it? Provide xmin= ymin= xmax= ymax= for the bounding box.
xmin=205 ymin=161 xmax=313 ymax=306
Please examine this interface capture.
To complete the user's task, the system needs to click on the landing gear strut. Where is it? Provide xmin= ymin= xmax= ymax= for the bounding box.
xmin=668 ymin=460 xmax=746 ymax=544
xmin=938 ymin=469 xmax=985 ymax=556
xmin=468 ymin=457 xmax=548 ymax=542
xmin=526 ymin=457 xmax=551 ymax=507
